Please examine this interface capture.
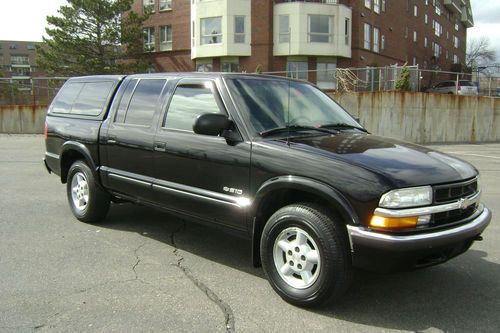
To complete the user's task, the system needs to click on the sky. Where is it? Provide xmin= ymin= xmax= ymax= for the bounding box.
xmin=0 ymin=0 xmax=499 ymax=62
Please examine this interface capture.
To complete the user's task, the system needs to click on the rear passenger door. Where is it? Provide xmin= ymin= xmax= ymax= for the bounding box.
xmin=152 ymin=79 xmax=251 ymax=231
xmin=101 ymin=78 xmax=168 ymax=202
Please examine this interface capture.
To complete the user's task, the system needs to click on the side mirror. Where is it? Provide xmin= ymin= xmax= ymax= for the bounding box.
xmin=193 ymin=113 xmax=232 ymax=136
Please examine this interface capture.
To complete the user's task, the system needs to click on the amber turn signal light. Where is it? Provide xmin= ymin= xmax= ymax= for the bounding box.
xmin=369 ymin=215 xmax=419 ymax=230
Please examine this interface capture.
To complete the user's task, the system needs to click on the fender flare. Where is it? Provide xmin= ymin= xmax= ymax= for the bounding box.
xmin=250 ymin=175 xmax=360 ymax=266
xmin=60 ymin=141 xmax=99 ymax=184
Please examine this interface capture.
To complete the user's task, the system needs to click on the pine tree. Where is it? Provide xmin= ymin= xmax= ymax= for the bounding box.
xmin=37 ymin=0 xmax=150 ymax=76
xmin=395 ymin=64 xmax=411 ymax=91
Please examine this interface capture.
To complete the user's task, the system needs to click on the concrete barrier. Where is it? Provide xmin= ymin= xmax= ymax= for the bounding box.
xmin=330 ymin=92 xmax=500 ymax=144
xmin=0 ymin=105 xmax=48 ymax=134
xmin=1 ymin=93 xmax=499 ymax=144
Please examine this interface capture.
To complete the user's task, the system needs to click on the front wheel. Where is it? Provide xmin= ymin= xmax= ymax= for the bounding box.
xmin=66 ymin=160 xmax=110 ymax=223
xmin=260 ymin=203 xmax=352 ymax=307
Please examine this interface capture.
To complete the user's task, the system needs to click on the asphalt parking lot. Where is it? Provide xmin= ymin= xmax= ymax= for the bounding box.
xmin=0 ymin=134 xmax=499 ymax=333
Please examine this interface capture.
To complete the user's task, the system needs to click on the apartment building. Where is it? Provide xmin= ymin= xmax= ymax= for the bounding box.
xmin=133 ymin=0 xmax=472 ymax=88
xmin=0 ymin=40 xmax=44 ymax=88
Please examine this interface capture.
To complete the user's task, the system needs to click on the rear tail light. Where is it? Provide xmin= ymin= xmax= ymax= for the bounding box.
xmin=44 ymin=122 xmax=48 ymax=140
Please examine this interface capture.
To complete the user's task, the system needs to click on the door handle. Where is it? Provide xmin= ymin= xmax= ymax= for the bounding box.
xmin=108 ymin=136 xmax=117 ymax=144
xmin=154 ymin=142 xmax=166 ymax=152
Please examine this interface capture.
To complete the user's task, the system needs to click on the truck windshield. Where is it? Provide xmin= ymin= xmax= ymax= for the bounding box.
xmin=226 ymin=77 xmax=361 ymax=137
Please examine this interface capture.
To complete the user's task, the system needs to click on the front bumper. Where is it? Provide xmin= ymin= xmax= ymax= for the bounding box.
xmin=347 ymin=206 xmax=492 ymax=271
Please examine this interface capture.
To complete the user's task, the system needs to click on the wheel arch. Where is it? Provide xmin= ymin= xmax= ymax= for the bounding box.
xmin=60 ymin=142 xmax=99 ymax=184
xmin=250 ymin=176 xmax=359 ymax=267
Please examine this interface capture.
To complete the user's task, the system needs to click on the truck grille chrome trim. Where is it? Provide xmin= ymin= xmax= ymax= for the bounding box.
xmin=374 ymin=190 xmax=481 ymax=218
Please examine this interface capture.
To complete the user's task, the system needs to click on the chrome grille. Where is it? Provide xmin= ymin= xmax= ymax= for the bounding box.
xmin=434 ymin=178 xmax=478 ymax=204
xmin=431 ymin=178 xmax=479 ymax=227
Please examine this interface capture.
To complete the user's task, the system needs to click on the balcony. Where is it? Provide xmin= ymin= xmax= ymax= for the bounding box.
xmin=191 ymin=0 xmax=251 ymax=59
xmin=273 ymin=0 xmax=351 ymax=58
xmin=443 ymin=0 xmax=462 ymax=15
xmin=274 ymin=0 xmax=339 ymax=3
xmin=461 ymin=2 xmax=474 ymax=28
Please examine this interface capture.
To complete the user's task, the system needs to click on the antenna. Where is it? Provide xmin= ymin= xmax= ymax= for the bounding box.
xmin=287 ymin=26 xmax=291 ymax=146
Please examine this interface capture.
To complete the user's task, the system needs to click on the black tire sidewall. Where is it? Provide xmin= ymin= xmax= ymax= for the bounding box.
xmin=261 ymin=206 xmax=348 ymax=307
xmin=66 ymin=160 xmax=109 ymax=222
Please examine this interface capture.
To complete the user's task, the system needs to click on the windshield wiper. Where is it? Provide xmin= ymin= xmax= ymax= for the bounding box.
xmin=319 ymin=123 xmax=368 ymax=133
xmin=260 ymin=125 xmax=338 ymax=138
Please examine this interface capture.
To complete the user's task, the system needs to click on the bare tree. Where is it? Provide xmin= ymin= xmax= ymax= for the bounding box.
xmin=466 ymin=37 xmax=496 ymax=69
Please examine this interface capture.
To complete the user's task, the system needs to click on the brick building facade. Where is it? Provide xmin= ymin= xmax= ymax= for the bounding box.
xmin=133 ymin=0 xmax=472 ymax=87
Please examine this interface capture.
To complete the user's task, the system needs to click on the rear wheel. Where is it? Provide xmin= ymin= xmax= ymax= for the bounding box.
xmin=66 ymin=160 xmax=110 ymax=223
xmin=260 ymin=203 xmax=352 ymax=307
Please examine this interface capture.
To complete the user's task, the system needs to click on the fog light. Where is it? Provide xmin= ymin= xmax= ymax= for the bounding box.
xmin=370 ymin=215 xmax=418 ymax=230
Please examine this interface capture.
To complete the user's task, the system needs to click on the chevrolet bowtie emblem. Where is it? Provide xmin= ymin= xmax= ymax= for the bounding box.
xmin=458 ymin=198 xmax=469 ymax=210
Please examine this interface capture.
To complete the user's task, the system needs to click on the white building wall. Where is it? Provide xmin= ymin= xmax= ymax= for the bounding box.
xmin=191 ymin=0 xmax=251 ymax=59
xmin=273 ymin=2 xmax=352 ymax=58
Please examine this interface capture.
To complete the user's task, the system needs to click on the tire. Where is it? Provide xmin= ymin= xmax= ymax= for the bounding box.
xmin=66 ymin=160 xmax=110 ymax=223
xmin=260 ymin=203 xmax=352 ymax=307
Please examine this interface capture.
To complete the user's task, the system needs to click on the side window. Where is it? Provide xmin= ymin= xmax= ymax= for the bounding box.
xmin=51 ymin=82 xmax=84 ymax=114
xmin=71 ymin=81 xmax=114 ymax=116
xmin=122 ymin=79 xmax=166 ymax=126
xmin=114 ymin=79 xmax=138 ymax=123
xmin=165 ymin=84 xmax=222 ymax=131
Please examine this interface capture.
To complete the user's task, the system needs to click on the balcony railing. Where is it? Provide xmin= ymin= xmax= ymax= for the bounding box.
xmin=274 ymin=0 xmax=339 ymax=4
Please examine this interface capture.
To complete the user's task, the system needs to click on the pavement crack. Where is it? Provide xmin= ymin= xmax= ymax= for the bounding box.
xmin=170 ymin=221 xmax=235 ymax=333
xmin=132 ymin=241 xmax=147 ymax=280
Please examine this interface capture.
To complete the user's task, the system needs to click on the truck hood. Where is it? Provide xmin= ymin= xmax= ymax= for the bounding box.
xmin=286 ymin=133 xmax=477 ymax=188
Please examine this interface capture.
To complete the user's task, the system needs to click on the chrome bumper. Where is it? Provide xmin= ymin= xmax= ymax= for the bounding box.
xmin=347 ymin=205 xmax=492 ymax=253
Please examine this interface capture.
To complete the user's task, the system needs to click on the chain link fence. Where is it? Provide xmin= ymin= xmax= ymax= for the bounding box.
xmin=0 ymin=67 xmax=499 ymax=106
xmin=0 ymin=77 xmax=67 ymax=106
xmin=263 ymin=65 xmax=500 ymax=96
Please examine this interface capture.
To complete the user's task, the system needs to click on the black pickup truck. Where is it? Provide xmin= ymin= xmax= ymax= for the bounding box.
xmin=44 ymin=73 xmax=492 ymax=307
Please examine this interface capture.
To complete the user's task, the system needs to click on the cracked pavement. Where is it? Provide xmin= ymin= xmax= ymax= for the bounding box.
xmin=1 ymin=135 xmax=499 ymax=333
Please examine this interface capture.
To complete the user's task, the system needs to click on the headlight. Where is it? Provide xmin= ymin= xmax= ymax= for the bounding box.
xmin=379 ymin=186 xmax=433 ymax=208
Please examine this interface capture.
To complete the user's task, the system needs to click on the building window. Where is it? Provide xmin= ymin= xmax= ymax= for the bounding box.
xmin=365 ymin=0 xmax=371 ymax=9
xmin=9 ymin=44 xmax=16 ymax=49
xmin=287 ymin=61 xmax=308 ymax=81
xmin=196 ymin=59 xmax=213 ymax=72
xmin=279 ymin=15 xmax=290 ymax=43
xmin=433 ymin=20 xmax=442 ymax=37
xmin=413 ymin=31 xmax=417 ymax=42
xmin=234 ymin=16 xmax=245 ymax=44
xmin=10 ymin=55 xmax=30 ymax=65
xmin=159 ymin=0 xmax=171 ymax=11
xmin=412 ymin=57 xmax=417 ymax=66
xmin=308 ymin=15 xmax=332 ymax=43
xmin=424 ymin=37 xmax=428 ymax=48
xmin=435 ymin=3 xmax=442 ymax=15
xmin=344 ymin=18 xmax=350 ymax=45
xmin=201 ymin=17 xmax=222 ymax=45
xmin=317 ymin=61 xmax=337 ymax=90
xmin=27 ymin=44 xmax=35 ymax=50
xmin=363 ymin=24 xmax=371 ymax=50
xmin=381 ymin=35 xmax=385 ymax=50
xmin=143 ymin=0 xmax=155 ymax=13
xmin=221 ymin=58 xmax=240 ymax=72
xmin=143 ymin=27 xmax=155 ymax=52
xmin=432 ymin=42 xmax=441 ymax=58
xmin=453 ymin=55 xmax=459 ymax=64
xmin=382 ymin=0 xmax=386 ymax=11
xmin=160 ymin=25 xmax=172 ymax=51
xmin=373 ymin=27 xmax=380 ymax=53
xmin=424 ymin=14 xmax=428 ymax=24
xmin=453 ymin=36 xmax=459 ymax=48
xmin=374 ymin=0 xmax=380 ymax=13
xmin=414 ymin=5 xmax=418 ymax=16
